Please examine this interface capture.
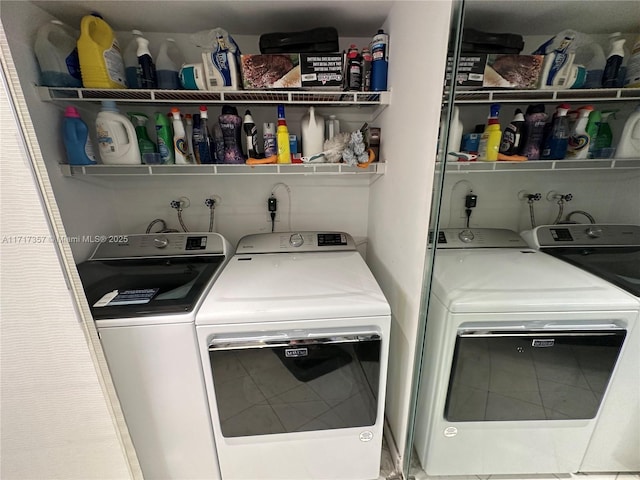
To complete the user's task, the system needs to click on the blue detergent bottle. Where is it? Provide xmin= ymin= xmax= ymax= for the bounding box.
xmin=63 ymin=106 xmax=97 ymax=165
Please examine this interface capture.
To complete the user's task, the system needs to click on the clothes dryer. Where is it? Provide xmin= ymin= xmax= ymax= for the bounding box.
xmin=522 ymin=224 xmax=640 ymax=472
xmin=77 ymin=233 xmax=232 ymax=480
xmin=414 ymin=228 xmax=638 ymax=476
xmin=195 ymin=232 xmax=391 ymax=480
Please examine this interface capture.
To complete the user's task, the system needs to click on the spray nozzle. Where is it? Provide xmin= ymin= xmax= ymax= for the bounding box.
xmin=490 ymin=103 xmax=501 ymax=118
xmin=128 ymin=112 xmax=149 ymax=125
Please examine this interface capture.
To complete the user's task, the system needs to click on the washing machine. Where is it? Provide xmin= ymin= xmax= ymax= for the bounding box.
xmin=195 ymin=231 xmax=391 ymax=480
xmin=77 ymin=232 xmax=233 ymax=480
xmin=413 ymin=228 xmax=638 ymax=476
xmin=522 ymin=224 xmax=640 ymax=472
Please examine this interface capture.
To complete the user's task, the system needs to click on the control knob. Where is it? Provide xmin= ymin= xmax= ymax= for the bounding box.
xmin=458 ymin=229 xmax=475 ymax=243
xmin=289 ymin=233 xmax=304 ymax=247
xmin=154 ymin=236 xmax=169 ymax=248
xmin=585 ymin=226 xmax=603 ymax=239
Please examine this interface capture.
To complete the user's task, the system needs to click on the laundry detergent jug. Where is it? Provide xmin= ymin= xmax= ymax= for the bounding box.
xmin=77 ymin=15 xmax=126 ymax=88
xmin=95 ymin=101 xmax=141 ymax=164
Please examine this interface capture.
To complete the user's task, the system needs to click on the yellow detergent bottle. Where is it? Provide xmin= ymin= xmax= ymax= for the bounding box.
xmin=77 ymin=14 xmax=126 ymax=89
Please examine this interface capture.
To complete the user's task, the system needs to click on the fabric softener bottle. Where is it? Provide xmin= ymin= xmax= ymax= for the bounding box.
xmin=519 ymin=104 xmax=548 ymax=160
xmin=218 ymin=105 xmax=245 ymax=164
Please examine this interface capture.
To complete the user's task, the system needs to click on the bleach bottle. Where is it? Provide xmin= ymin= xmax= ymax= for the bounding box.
xmin=156 ymin=38 xmax=185 ymax=90
xmin=123 ymin=30 xmax=143 ymax=88
xmin=615 ymin=104 xmax=640 ymax=158
xmin=34 ymin=20 xmax=82 ymax=87
xmin=95 ymin=101 xmax=141 ymax=164
xmin=63 ymin=106 xmax=96 ymax=165
xmin=77 ymin=15 xmax=126 ymax=89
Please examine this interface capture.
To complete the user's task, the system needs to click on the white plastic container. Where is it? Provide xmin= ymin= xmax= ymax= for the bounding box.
xmin=615 ymin=104 xmax=640 ymax=158
xmin=170 ymin=107 xmax=190 ymax=164
xmin=624 ymin=35 xmax=640 ymax=88
xmin=34 ymin=20 xmax=82 ymax=87
xmin=156 ymin=38 xmax=185 ymax=89
xmin=95 ymin=101 xmax=141 ymax=164
xmin=446 ymin=106 xmax=463 ymax=161
xmin=325 ymin=115 xmax=340 ymax=140
xmin=301 ymin=106 xmax=325 ymax=156
xmin=123 ymin=30 xmax=143 ymax=88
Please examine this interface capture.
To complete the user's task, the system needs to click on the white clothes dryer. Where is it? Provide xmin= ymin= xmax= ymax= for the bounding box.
xmin=77 ymin=233 xmax=232 ymax=480
xmin=195 ymin=232 xmax=391 ymax=480
xmin=522 ymin=224 xmax=640 ymax=473
xmin=413 ymin=228 xmax=638 ymax=476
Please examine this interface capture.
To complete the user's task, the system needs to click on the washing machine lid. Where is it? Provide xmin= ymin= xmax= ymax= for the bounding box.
xmin=197 ymin=250 xmax=390 ymax=324
xmin=431 ymin=249 xmax=639 ymax=313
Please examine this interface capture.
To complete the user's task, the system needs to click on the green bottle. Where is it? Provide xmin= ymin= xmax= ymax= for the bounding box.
xmin=585 ymin=110 xmax=601 ymax=158
xmin=593 ymin=110 xmax=616 ymax=158
xmin=155 ymin=112 xmax=174 ymax=164
xmin=129 ymin=112 xmax=156 ymax=157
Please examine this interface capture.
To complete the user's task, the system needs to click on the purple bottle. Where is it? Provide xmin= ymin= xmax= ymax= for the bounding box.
xmin=218 ymin=105 xmax=245 ymax=164
xmin=519 ymin=104 xmax=548 ymax=160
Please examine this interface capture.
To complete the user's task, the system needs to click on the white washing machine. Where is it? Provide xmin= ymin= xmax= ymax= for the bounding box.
xmin=413 ymin=228 xmax=638 ymax=476
xmin=195 ymin=232 xmax=391 ymax=480
xmin=77 ymin=233 xmax=232 ymax=480
xmin=522 ymin=224 xmax=640 ymax=473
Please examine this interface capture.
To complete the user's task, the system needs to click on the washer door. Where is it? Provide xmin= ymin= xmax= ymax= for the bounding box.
xmin=208 ymin=331 xmax=381 ymax=437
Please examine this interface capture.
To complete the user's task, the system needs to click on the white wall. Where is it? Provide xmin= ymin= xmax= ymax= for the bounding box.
xmin=366 ymin=0 xmax=453 ymax=463
xmin=0 ymin=26 xmax=136 ymax=479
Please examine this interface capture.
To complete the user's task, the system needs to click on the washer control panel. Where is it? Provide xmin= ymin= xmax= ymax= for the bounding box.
xmin=429 ymin=229 xmax=527 ymax=249
xmin=526 ymin=224 xmax=640 ymax=248
xmin=89 ymin=233 xmax=228 ymax=259
xmin=237 ymin=232 xmax=355 ymax=254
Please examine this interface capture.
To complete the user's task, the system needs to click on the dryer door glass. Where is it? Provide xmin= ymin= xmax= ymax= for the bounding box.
xmin=445 ymin=328 xmax=626 ymax=421
xmin=208 ymin=333 xmax=381 ymax=437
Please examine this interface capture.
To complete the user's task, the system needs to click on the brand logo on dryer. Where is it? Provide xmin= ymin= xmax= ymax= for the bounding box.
xmin=285 ymin=348 xmax=308 ymax=358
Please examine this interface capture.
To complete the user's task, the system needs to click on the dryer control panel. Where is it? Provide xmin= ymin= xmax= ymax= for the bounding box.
xmin=524 ymin=224 xmax=640 ymax=248
xmin=236 ymin=231 xmax=356 ymax=253
xmin=89 ymin=233 xmax=229 ymax=259
xmin=429 ymin=228 xmax=527 ymax=249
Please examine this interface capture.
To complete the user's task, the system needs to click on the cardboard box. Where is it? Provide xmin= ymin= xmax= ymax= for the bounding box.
xmin=240 ymin=53 xmax=343 ymax=90
xmin=454 ymin=54 xmax=543 ymax=89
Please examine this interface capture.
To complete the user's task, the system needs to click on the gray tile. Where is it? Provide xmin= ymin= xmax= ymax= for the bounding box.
xmin=251 ymin=362 xmax=304 ymax=399
xmin=486 ymin=391 xmax=547 ymax=420
xmin=271 ymin=400 xmax=331 ymax=432
xmin=214 ymin=375 xmax=267 ymax=421
xmin=220 ymin=404 xmax=285 ymax=437
xmin=538 ymin=379 xmax=599 ymax=418
xmin=446 ymin=385 xmax=488 ymax=421
xmin=210 ymin=351 xmax=249 ymax=384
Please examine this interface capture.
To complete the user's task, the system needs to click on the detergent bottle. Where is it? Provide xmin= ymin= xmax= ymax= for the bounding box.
xmin=77 ymin=14 xmax=126 ymax=88
xmin=218 ymin=105 xmax=245 ymax=164
xmin=301 ymin=106 xmax=325 ymax=156
xmin=615 ymin=104 xmax=640 ymax=158
xmin=567 ymin=105 xmax=594 ymax=159
xmin=34 ymin=20 xmax=82 ymax=87
xmin=123 ymin=30 xmax=143 ymax=88
xmin=276 ymin=104 xmax=291 ymax=164
xmin=128 ymin=112 xmax=156 ymax=157
xmin=95 ymin=101 xmax=141 ymax=164
xmin=477 ymin=104 xmax=501 ymax=161
xmin=156 ymin=38 xmax=185 ymax=90
xmin=63 ymin=106 xmax=96 ymax=165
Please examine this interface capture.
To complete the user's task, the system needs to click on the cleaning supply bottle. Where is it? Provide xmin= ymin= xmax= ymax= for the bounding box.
xmin=519 ymin=104 xmax=548 ymax=160
xmin=585 ymin=109 xmax=602 ymax=158
xmin=567 ymin=105 xmax=594 ymax=159
xmin=77 ymin=14 xmax=126 ymax=89
xmin=361 ymin=47 xmax=372 ymax=91
xmin=156 ymin=38 xmax=185 ymax=90
xmin=541 ymin=104 xmax=570 ymax=160
xmin=624 ymin=35 xmax=640 ymax=88
xmin=184 ymin=114 xmax=195 ymax=163
xmin=346 ymin=45 xmax=362 ymax=91
xmin=191 ymin=113 xmax=202 ymax=163
xmin=170 ymin=107 xmax=189 ymax=164
xmin=447 ymin=106 xmax=463 ymax=160
xmin=195 ymin=106 xmax=214 ymax=164
xmin=371 ymin=29 xmax=389 ymax=91
xmin=34 ymin=20 xmax=82 ymax=87
xmin=301 ymin=106 xmax=325 ymax=156
xmin=325 ymin=115 xmax=340 ymax=141
xmin=276 ymin=104 xmax=291 ymax=164
xmin=218 ymin=105 xmax=245 ymax=164
xmin=615 ymin=104 xmax=640 ymax=158
xmin=154 ymin=112 xmax=174 ymax=164
xmin=63 ymin=106 xmax=96 ymax=165
xmin=592 ymin=110 xmax=616 ymax=157
xmin=263 ymin=122 xmax=277 ymax=158
xmin=128 ymin=112 xmax=156 ymax=157
xmin=477 ymin=104 xmax=501 ymax=161
xmin=539 ymin=34 xmax=575 ymax=89
xmin=602 ymin=33 xmax=626 ymax=88
xmin=136 ymin=35 xmax=156 ymax=89
xmin=95 ymin=101 xmax=141 ymax=164
xmin=123 ymin=30 xmax=143 ymax=88
xmin=499 ymin=108 xmax=525 ymax=156
xmin=243 ymin=110 xmax=260 ymax=158
xmin=213 ymin=123 xmax=225 ymax=164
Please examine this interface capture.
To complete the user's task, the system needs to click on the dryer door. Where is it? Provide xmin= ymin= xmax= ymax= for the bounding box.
xmin=445 ymin=326 xmax=626 ymax=422
xmin=208 ymin=330 xmax=382 ymax=437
